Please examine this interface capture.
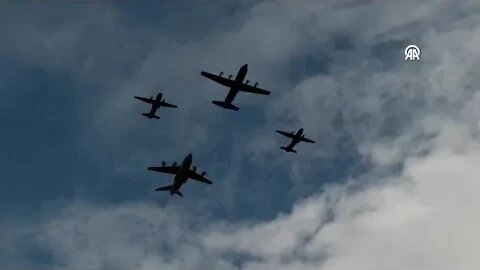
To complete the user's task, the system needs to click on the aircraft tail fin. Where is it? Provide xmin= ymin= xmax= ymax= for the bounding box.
xmin=155 ymin=185 xmax=172 ymax=191
xmin=155 ymin=186 xmax=183 ymax=197
xmin=142 ymin=113 xmax=160 ymax=119
xmin=212 ymin=100 xmax=239 ymax=111
xmin=280 ymin=146 xmax=297 ymax=153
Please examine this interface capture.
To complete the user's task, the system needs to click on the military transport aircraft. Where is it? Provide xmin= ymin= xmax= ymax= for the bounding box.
xmin=134 ymin=92 xmax=178 ymax=119
xmin=201 ymin=64 xmax=270 ymax=111
xmin=147 ymin=153 xmax=212 ymax=197
xmin=276 ymin=128 xmax=316 ymax=153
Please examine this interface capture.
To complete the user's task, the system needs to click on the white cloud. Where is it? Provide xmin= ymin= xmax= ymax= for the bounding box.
xmin=3 ymin=1 xmax=480 ymax=270
xmin=5 ymin=118 xmax=480 ymax=270
xmin=13 ymin=135 xmax=480 ymax=269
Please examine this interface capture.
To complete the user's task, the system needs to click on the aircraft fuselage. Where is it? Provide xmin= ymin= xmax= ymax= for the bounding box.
xmin=224 ymin=64 xmax=248 ymax=103
xmin=170 ymin=154 xmax=193 ymax=195
xmin=147 ymin=93 xmax=163 ymax=116
xmin=286 ymin=128 xmax=304 ymax=149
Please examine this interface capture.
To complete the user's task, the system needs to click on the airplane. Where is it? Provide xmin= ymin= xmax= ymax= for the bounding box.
xmin=201 ymin=64 xmax=270 ymax=111
xmin=134 ymin=92 xmax=178 ymax=119
xmin=275 ymin=128 xmax=316 ymax=153
xmin=147 ymin=153 xmax=212 ymax=197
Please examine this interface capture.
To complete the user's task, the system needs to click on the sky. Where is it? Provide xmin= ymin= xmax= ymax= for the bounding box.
xmin=1 ymin=0 xmax=480 ymax=269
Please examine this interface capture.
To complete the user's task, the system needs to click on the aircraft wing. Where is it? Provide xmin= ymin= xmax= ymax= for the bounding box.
xmin=147 ymin=165 xmax=180 ymax=174
xmin=276 ymin=130 xmax=295 ymax=139
xmin=187 ymin=170 xmax=212 ymax=184
xmin=134 ymin=96 xmax=154 ymax=104
xmin=300 ymin=137 xmax=316 ymax=143
xmin=160 ymin=101 xmax=178 ymax=108
xmin=239 ymin=84 xmax=271 ymax=95
xmin=201 ymin=71 xmax=235 ymax=88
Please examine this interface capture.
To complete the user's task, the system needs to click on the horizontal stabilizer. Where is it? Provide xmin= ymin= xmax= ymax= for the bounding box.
xmin=212 ymin=100 xmax=239 ymax=111
xmin=142 ymin=113 xmax=160 ymax=119
xmin=155 ymin=185 xmax=172 ymax=191
xmin=280 ymin=146 xmax=297 ymax=153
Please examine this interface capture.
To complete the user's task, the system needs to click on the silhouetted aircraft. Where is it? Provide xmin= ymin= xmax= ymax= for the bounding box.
xmin=134 ymin=92 xmax=177 ymax=119
xmin=201 ymin=64 xmax=270 ymax=111
xmin=276 ymin=128 xmax=315 ymax=153
xmin=147 ymin=153 xmax=212 ymax=197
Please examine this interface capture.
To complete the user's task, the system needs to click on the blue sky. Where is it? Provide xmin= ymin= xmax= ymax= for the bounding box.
xmin=2 ymin=1 xmax=480 ymax=270
xmin=0 ymin=2 xmax=360 ymax=221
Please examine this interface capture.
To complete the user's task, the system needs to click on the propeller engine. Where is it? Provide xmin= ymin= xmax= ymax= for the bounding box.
xmin=172 ymin=162 xmax=177 ymax=167
xmin=193 ymin=166 xmax=197 ymax=172
xmin=228 ymin=74 xmax=233 ymax=79
xmin=150 ymin=96 xmax=153 ymax=100
xmin=219 ymin=72 xmax=224 ymax=76
xmin=245 ymin=80 xmax=250 ymax=84
xmin=201 ymin=171 xmax=207 ymax=177
xmin=254 ymin=82 xmax=258 ymax=87
xmin=161 ymin=161 xmax=166 ymax=167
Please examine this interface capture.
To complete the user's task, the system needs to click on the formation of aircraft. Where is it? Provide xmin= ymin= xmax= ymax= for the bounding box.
xmin=134 ymin=92 xmax=177 ymax=119
xmin=134 ymin=64 xmax=317 ymax=197
xmin=276 ymin=128 xmax=316 ymax=153
xmin=201 ymin=64 xmax=270 ymax=111
xmin=147 ymin=153 xmax=212 ymax=197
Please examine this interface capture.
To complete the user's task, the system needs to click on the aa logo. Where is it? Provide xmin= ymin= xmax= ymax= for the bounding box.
xmin=405 ymin=45 xmax=420 ymax=61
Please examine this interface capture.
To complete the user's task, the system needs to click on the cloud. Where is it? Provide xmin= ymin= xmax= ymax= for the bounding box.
xmin=2 ymin=1 xmax=480 ymax=269
xmin=7 ymin=128 xmax=480 ymax=270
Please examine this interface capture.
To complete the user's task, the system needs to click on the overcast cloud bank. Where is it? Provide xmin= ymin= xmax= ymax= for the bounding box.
xmin=1 ymin=1 xmax=480 ymax=269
